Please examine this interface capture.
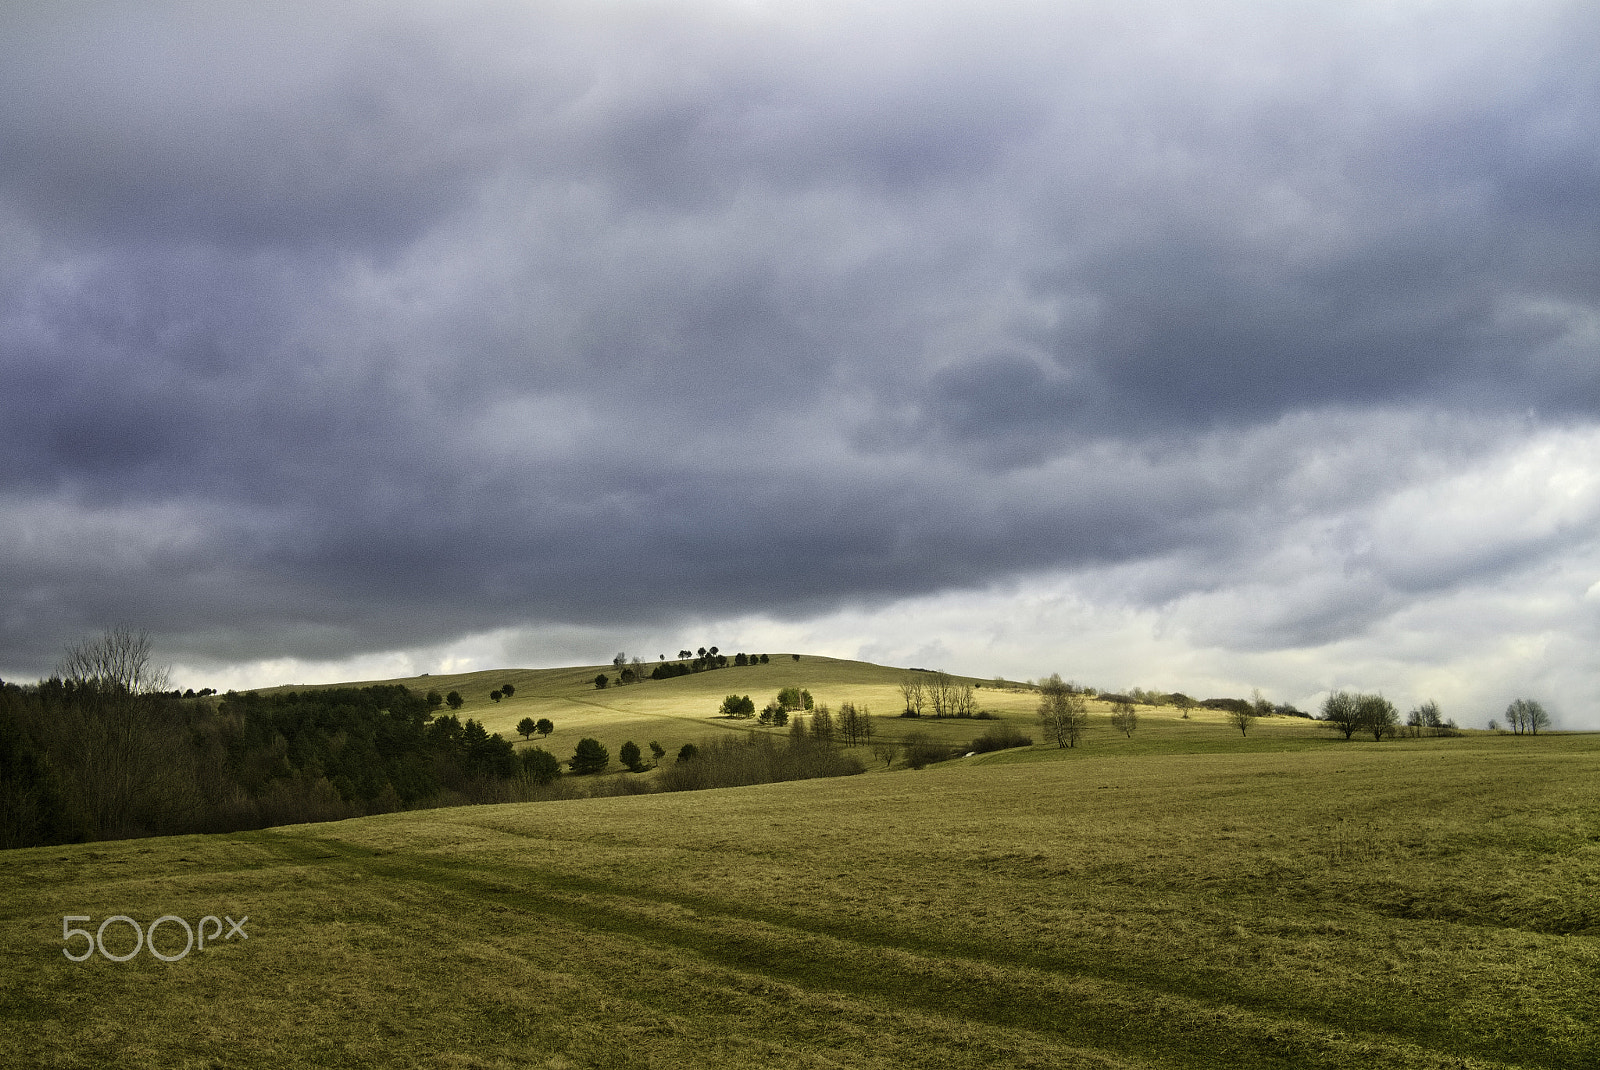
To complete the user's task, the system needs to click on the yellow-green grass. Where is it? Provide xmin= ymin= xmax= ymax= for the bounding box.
xmin=270 ymin=657 xmax=1347 ymax=772
xmin=274 ymin=657 xmax=1017 ymax=767
xmin=4 ymin=732 xmax=1595 ymax=1068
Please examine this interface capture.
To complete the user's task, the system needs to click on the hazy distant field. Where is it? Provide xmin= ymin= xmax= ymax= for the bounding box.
xmin=3 ymin=662 xmax=1594 ymax=1070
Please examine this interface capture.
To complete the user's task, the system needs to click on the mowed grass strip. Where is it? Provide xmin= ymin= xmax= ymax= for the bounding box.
xmin=1 ymin=734 xmax=1594 ymax=1068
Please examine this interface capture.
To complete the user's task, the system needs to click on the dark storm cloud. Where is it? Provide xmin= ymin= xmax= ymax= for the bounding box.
xmin=3 ymin=1 xmax=1598 ymax=679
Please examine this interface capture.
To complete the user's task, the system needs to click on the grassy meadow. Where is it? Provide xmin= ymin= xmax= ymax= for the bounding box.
xmin=2 ymin=660 xmax=1596 ymax=1068
xmin=345 ymin=656 xmax=1332 ymax=770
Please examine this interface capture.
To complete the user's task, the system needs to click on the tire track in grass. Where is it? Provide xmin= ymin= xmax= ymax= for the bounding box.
xmin=272 ymin=831 xmax=1528 ymax=1070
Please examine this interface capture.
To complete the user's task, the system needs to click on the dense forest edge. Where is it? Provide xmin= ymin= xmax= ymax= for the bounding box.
xmin=0 ymin=676 xmax=876 ymax=849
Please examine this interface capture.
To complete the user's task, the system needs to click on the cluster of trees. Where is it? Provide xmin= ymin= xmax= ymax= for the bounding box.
xmin=596 ymin=648 xmax=776 ymax=688
xmin=424 ymin=689 xmax=465 ymax=710
xmin=776 ymin=686 xmax=814 ymax=711
xmin=1497 ymin=698 xmax=1550 ymax=735
xmin=515 ymin=716 xmax=554 ymax=740
xmin=1319 ymin=692 xmax=1403 ymax=740
xmin=898 ymin=671 xmax=983 ymax=718
xmin=752 ymin=686 xmax=812 ymax=724
xmin=1319 ymin=691 xmax=1463 ymax=740
xmin=659 ymin=732 xmax=863 ymax=791
xmin=717 ymin=690 xmax=875 ymax=747
xmin=648 ymin=647 xmax=773 ymax=681
xmin=0 ymin=679 xmax=551 ymax=850
xmin=834 ymin=702 xmax=874 ymax=746
xmin=0 ymin=629 xmax=588 ymax=848
xmin=1085 ymin=686 xmax=1308 ymax=722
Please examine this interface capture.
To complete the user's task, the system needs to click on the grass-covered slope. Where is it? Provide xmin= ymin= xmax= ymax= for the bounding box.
xmin=4 ymin=732 xmax=1595 ymax=1068
xmin=304 ymin=655 xmax=1008 ymax=761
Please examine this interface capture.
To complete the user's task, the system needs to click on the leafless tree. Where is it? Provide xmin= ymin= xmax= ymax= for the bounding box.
xmin=1229 ymin=704 xmax=1256 ymax=736
xmin=53 ymin=627 xmax=197 ymax=838
xmin=1109 ymin=700 xmax=1139 ymax=738
xmin=1037 ymin=673 xmax=1088 ymax=748
xmin=57 ymin=625 xmax=169 ymax=694
xmin=899 ymin=674 xmax=926 ymax=718
xmin=1505 ymin=698 xmax=1550 ymax=735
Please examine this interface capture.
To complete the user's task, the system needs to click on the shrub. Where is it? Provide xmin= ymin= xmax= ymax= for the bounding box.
xmin=903 ymin=731 xmax=954 ymax=769
xmin=969 ymin=725 xmax=1033 ymax=753
xmin=657 ymin=734 xmax=864 ymax=793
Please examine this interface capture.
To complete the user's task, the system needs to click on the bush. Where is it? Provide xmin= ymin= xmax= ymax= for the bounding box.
xmin=657 ymin=734 xmax=864 ymax=793
xmin=903 ymin=731 xmax=954 ymax=769
xmin=968 ymin=725 xmax=1033 ymax=753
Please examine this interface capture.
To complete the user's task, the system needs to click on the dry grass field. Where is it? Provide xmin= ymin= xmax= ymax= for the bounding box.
xmin=3 ymin=660 xmax=1595 ymax=1068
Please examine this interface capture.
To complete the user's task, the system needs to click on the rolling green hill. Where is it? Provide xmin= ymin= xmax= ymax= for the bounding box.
xmin=4 ymin=659 xmax=1595 ymax=1068
xmin=275 ymin=655 xmax=1332 ymax=770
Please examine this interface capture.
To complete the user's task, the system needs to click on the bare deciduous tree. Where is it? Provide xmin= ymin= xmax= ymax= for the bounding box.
xmin=57 ymin=625 xmax=169 ymax=695
xmin=1228 ymin=704 xmax=1256 ymax=736
xmin=1110 ymin=700 xmax=1139 ymax=738
xmin=1505 ymin=698 xmax=1550 ymax=735
xmin=1320 ymin=691 xmax=1362 ymax=739
xmin=899 ymin=674 xmax=925 ymax=718
xmin=1359 ymin=694 xmax=1399 ymax=741
xmin=1037 ymin=674 xmax=1088 ymax=748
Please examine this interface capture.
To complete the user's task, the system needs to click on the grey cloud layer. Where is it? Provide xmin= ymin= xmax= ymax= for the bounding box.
xmin=3 ymin=1 xmax=1598 ymax=677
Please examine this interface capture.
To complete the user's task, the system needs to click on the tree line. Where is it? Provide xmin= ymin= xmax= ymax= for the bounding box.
xmin=0 ymin=672 xmax=560 ymax=848
xmin=595 ymin=647 xmax=777 ymax=688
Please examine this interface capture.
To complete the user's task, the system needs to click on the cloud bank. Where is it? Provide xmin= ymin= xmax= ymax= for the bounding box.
xmin=3 ymin=1 xmax=1597 ymax=726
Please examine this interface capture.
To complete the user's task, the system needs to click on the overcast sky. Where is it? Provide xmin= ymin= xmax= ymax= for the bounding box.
xmin=4 ymin=1 xmax=1598 ymax=727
